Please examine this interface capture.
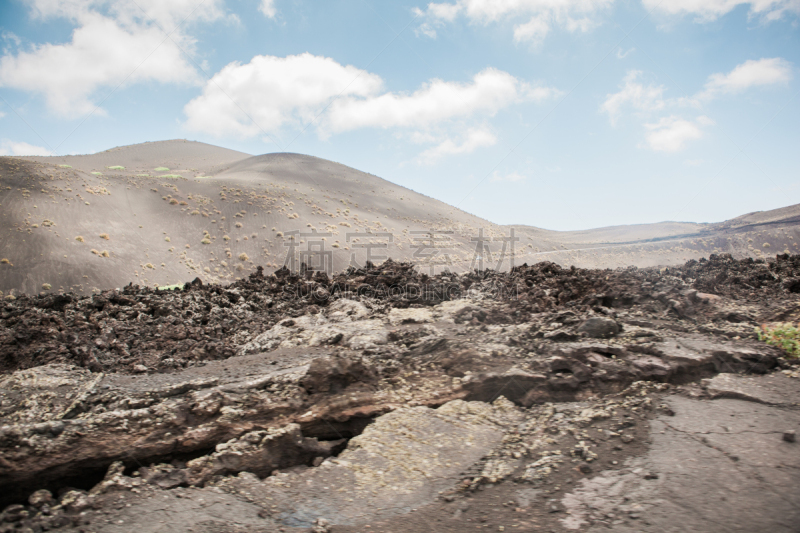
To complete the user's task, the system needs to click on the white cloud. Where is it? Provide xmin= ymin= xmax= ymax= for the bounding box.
xmin=490 ymin=170 xmax=526 ymax=182
xmin=600 ymin=71 xmax=666 ymax=125
xmin=616 ymin=47 xmax=635 ymax=59
xmin=644 ymin=115 xmax=713 ymax=152
xmin=184 ymin=54 xmax=557 ymax=150
xmin=513 ymin=16 xmax=549 ymax=44
xmin=642 ymin=0 xmax=800 ymax=22
xmin=259 ymin=0 xmax=277 ymax=18
xmin=184 ymin=53 xmax=384 ymax=138
xmin=326 ymin=68 xmax=554 ymax=134
xmin=0 ymin=140 xmax=53 ymax=156
xmin=416 ymin=0 xmax=615 ymax=44
xmin=604 ymin=58 xmax=789 ymax=153
xmin=0 ymin=0 xmax=228 ymax=118
xmin=26 ymin=0 xmax=228 ymax=27
xmin=418 ymin=128 xmax=497 ymax=164
xmin=700 ymin=57 xmax=792 ymax=97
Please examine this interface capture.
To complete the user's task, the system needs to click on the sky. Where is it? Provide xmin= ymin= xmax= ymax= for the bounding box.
xmin=0 ymin=0 xmax=798 ymax=231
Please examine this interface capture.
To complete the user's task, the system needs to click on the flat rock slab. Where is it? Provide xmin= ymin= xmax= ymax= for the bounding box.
xmin=704 ymin=372 xmax=800 ymax=406
xmin=63 ymin=400 xmax=510 ymax=532
xmin=226 ymin=401 xmax=510 ymax=528
xmin=560 ymin=390 xmax=800 ymax=532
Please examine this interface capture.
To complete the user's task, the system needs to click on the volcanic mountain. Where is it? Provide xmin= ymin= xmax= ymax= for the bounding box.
xmin=1 ymin=139 xmax=799 ymax=295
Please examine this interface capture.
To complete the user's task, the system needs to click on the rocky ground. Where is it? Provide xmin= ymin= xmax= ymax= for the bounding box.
xmin=1 ymin=253 xmax=799 ymax=532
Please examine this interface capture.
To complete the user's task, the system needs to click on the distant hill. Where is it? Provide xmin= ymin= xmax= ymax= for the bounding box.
xmin=1 ymin=140 xmax=799 ymax=295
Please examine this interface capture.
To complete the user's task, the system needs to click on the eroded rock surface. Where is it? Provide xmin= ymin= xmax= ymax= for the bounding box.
xmin=0 ymin=254 xmax=799 ymax=532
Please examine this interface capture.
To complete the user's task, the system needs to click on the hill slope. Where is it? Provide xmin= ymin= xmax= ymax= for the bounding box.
xmin=1 ymin=140 xmax=799 ymax=295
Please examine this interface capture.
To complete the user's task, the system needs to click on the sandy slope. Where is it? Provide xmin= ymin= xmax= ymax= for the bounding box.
xmin=1 ymin=139 xmax=799 ymax=295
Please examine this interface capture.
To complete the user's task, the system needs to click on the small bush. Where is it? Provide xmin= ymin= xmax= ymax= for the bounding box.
xmin=155 ymin=167 xmax=170 ymax=171
xmin=235 ymin=222 xmax=243 ymax=228
xmin=238 ymin=253 xmax=249 ymax=261
xmin=223 ymin=235 xmax=230 ymax=241
xmin=169 ymin=199 xmax=179 ymax=205
xmin=1 ymin=258 xmax=11 ymax=265
xmin=756 ymin=323 xmax=799 ymax=357
xmin=42 ymin=283 xmax=51 ymax=291
xmin=145 ymin=263 xmax=155 ymax=269
xmin=99 ymin=233 xmax=110 ymax=240
xmin=107 ymin=165 xmax=125 ymax=170
xmin=165 ymin=237 xmax=171 ymax=242
xmin=179 ymin=201 xmax=189 ymax=206
xmin=75 ymin=236 xmax=84 ymax=242
xmin=191 ymin=210 xmax=200 ymax=215
xmin=201 ymin=238 xmax=211 ymax=245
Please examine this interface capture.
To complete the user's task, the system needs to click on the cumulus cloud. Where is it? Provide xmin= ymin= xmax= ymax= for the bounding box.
xmin=601 ymin=71 xmax=667 ymax=125
xmin=326 ymin=68 xmax=554 ymax=134
xmin=418 ymin=128 xmax=497 ymax=164
xmin=513 ymin=16 xmax=550 ymax=44
xmin=184 ymin=53 xmax=384 ymax=137
xmin=700 ymin=57 xmax=792 ymax=97
xmin=415 ymin=0 xmax=615 ymax=44
xmin=25 ymin=0 xmax=228 ymax=27
xmin=642 ymin=0 xmax=800 ymax=22
xmin=0 ymin=0 xmax=228 ymax=117
xmin=644 ymin=115 xmax=713 ymax=152
xmin=604 ymin=57 xmax=791 ymax=152
xmin=259 ymin=0 xmax=277 ymax=18
xmin=0 ymin=140 xmax=53 ymax=156
xmin=184 ymin=53 xmax=557 ymax=161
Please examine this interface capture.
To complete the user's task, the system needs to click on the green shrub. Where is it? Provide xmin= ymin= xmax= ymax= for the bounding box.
xmin=107 ymin=165 xmax=125 ymax=170
xmin=756 ymin=323 xmax=800 ymax=357
xmin=155 ymin=167 xmax=170 ymax=171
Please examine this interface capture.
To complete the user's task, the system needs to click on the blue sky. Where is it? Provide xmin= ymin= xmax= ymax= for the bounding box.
xmin=0 ymin=0 xmax=798 ymax=231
